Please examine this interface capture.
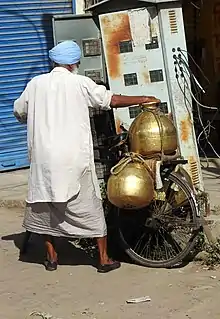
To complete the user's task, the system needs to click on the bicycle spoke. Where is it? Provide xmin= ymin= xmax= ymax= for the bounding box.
xmin=118 ymin=172 xmax=199 ymax=266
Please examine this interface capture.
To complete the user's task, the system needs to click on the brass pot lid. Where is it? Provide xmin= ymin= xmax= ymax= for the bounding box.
xmin=140 ymin=102 xmax=158 ymax=111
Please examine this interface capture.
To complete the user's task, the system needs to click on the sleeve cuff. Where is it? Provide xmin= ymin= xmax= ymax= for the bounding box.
xmin=100 ymin=90 xmax=113 ymax=110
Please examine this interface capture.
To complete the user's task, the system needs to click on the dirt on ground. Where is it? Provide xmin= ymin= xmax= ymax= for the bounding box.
xmin=1 ymin=207 xmax=220 ymax=319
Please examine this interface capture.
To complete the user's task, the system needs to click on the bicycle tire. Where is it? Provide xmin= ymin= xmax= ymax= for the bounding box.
xmin=117 ymin=172 xmax=201 ymax=268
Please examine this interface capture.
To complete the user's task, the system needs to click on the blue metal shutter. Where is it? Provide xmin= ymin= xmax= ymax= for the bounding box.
xmin=0 ymin=0 xmax=74 ymax=171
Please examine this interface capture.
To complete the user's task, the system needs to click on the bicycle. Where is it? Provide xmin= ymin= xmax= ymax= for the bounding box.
xmin=97 ymin=126 xmax=203 ymax=268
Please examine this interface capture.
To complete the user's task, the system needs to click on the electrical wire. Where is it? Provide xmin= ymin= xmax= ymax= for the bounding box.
xmin=175 ymin=70 xmax=193 ymax=117
xmin=175 ymin=58 xmax=200 ymax=116
xmin=189 ymin=72 xmax=219 ymax=164
xmin=179 ymin=68 xmax=211 ymax=163
xmin=182 ymin=75 xmax=220 ymax=160
xmin=174 ymin=59 xmax=209 ymax=164
xmin=176 ymin=56 xmax=205 ymax=107
xmin=190 ymin=1 xmax=201 ymax=10
xmin=177 ymin=56 xmax=207 ymax=95
xmin=178 ymin=48 xmax=210 ymax=84
xmin=188 ymin=88 xmax=217 ymax=111
xmin=176 ymin=56 xmax=218 ymax=110
xmin=175 ymin=59 xmax=214 ymax=155
xmin=174 ymin=56 xmax=220 ymax=162
xmin=177 ymin=60 xmax=216 ymax=128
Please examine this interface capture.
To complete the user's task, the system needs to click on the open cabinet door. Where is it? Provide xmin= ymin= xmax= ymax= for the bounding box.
xmin=52 ymin=13 xmax=114 ymax=182
xmin=52 ymin=13 xmax=106 ymax=83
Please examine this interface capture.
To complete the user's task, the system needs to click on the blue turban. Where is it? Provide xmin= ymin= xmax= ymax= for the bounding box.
xmin=49 ymin=40 xmax=81 ymax=65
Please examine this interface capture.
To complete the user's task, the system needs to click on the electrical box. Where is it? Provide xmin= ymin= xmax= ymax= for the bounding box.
xmin=52 ymin=14 xmax=106 ymax=82
xmin=52 ymin=1 xmax=204 ymax=192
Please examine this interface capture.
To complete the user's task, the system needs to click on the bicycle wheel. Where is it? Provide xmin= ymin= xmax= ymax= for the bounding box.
xmin=117 ymin=172 xmax=201 ymax=268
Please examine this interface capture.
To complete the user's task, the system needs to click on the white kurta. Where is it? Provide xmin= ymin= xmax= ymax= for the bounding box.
xmin=13 ymin=67 xmax=113 ymax=238
xmin=14 ymin=67 xmax=112 ymax=203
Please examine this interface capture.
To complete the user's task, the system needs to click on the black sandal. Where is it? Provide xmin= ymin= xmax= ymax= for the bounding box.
xmin=44 ymin=260 xmax=58 ymax=271
xmin=97 ymin=261 xmax=121 ymax=273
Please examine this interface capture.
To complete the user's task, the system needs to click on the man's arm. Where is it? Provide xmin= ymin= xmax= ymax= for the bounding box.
xmin=110 ymin=95 xmax=160 ymax=108
xmin=83 ymin=77 xmax=160 ymax=110
xmin=13 ymin=85 xmax=29 ymax=124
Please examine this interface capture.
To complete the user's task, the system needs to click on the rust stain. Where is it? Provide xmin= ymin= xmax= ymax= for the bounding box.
xmin=180 ymin=116 xmax=192 ymax=142
xmin=150 ymin=23 xmax=156 ymax=37
xmin=100 ymin=13 xmax=132 ymax=79
xmin=142 ymin=71 xmax=150 ymax=84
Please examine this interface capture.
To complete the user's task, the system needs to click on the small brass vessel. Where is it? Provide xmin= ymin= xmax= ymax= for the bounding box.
xmin=129 ymin=103 xmax=177 ymax=156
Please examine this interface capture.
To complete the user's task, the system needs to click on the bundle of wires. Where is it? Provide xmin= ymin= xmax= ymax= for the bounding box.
xmin=174 ymin=48 xmax=220 ymax=167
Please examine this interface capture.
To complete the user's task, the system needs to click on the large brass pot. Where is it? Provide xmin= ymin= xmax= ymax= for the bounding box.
xmin=107 ymin=159 xmax=154 ymax=210
xmin=129 ymin=104 xmax=177 ymax=156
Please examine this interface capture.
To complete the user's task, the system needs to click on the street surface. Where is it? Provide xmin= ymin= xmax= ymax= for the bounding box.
xmin=1 ymin=207 xmax=220 ymax=319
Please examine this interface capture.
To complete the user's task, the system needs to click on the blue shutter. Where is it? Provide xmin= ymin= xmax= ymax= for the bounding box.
xmin=0 ymin=0 xmax=74 ymax=171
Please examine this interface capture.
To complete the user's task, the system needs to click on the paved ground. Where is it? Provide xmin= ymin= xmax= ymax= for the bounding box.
xmin=1 ymin=160 xmax=220 ymax=319
xmin=1 ymin=206 xmax=220 ymax=319
xmin=0 ymin=169 xmax=28 ymax=208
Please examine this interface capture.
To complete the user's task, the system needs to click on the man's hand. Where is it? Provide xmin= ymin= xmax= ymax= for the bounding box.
xmin=144 ymin=96 xmax=161 ymax=104
xmin=110 ymin=95 xmax=161 ymax=108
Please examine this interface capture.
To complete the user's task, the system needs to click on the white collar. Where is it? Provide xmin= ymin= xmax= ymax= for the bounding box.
xmin=51 ymin=66 xmax=70 ymax=73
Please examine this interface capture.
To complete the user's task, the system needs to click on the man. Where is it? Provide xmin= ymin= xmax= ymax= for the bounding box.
xmin=14 ymin=40 xmax=160 ymax=273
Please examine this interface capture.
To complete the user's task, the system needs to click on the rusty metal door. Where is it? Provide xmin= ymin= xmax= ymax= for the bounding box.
xmin=99 ymin=7 xmax=171 ymax=132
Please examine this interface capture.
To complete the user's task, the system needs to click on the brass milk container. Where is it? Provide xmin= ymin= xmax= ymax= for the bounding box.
xmin=107 ymin=158 xmax=154 ymax=210
xmin=129 ymin=104 xmax=177 ymax=156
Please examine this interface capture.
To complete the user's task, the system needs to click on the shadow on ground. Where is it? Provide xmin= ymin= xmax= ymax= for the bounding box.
xmin=1 ymin=229 xmax=193 ymax=270
xmin=2 ymin=232 xmax=99 ymax=268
